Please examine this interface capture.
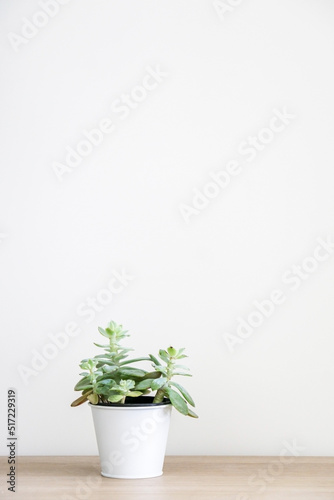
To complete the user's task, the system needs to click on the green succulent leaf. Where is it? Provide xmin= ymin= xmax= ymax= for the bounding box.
xmin=95 ymin=386 xmax=110 ymax=396
xmin=108 ymin=394 xmax=124 ymax=403
xmin=112 ymin=354 xmax=128 ymax=363
xmin=119 ymin=367 xmax=147 ymax=378
xmin=176 ymin=348 xmax=186 ymax=356
xmin=97 ymin=378 xmax=115 ymax=386
xmin=127 ymin=391 xmax=143 ymax=398
xmin=169 ymin=381 xmax=195 ymax=407
xmin=74 ymin=377 xmax=93 ymax=391
xmin=143 ymin=371 xmax=162 ymax=380
xmin=159 ymin=349 xmax=169 ymax=363
xmin=95 ymin=361 xmax=115 ymax=369
xmin=135 ymin=379 xmax=155 ymax=390
xmin=166 ymin=388 xmax=188 ymax=415
xmin=98 ymin=327 xmax=110 ymax=338
xmin=102 ymin=365 xmax=117 ymax=373
xmin=151 ymin=377 xmax=167 ymax=391
xmin=167 ymin=346 xmax=177 ymax=357
xmin=155 ymin=365 xmax=167 ymax=375
xmin=187 ymin=408 xmax=199 ymax=418
xmin=118 ymin=379 xmax=135 ymax=391
xmin=120 ymin=357 xmax=151 ymax=366
xmin=149 ymin=354 xmax=160 ymax=365
xmin=87 ymin=393 xmax=99 ymax=404
xmin=98 ymin=372 xmax=117 ymax=381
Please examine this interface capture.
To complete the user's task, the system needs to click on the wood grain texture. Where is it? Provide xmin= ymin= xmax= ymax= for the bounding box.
xmin=1 ymin=456 xmax=334 ymax=500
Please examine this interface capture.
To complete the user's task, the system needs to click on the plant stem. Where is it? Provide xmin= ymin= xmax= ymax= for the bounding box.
xmin=153 ymin=388 xmax=166 ymax=403
xmin=153 ymin=357 xmax=175 ymax=403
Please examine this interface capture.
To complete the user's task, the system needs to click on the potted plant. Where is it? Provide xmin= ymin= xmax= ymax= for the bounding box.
xmin=71 ymin=320 xmax=198 ymax=479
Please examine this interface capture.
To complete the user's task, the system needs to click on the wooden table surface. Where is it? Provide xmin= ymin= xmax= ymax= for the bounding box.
xmin=1 ymin=456 xmax=334 ymax=500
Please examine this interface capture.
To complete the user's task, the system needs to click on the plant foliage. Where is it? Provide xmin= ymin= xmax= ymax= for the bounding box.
xmin=71 ymin=320 xmax=198 ymax=418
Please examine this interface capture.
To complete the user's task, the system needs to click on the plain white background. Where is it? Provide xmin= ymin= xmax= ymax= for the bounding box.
xmin=1 ymin=0 xmax=334 ymax=456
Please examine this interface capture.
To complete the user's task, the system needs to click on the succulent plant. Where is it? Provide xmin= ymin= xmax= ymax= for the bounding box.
xmin=71 ymin=320 xmax=198 ymax=418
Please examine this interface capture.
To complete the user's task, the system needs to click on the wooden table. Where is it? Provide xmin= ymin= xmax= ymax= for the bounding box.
xmin=1 ymin=456 xmax=334 ymax=500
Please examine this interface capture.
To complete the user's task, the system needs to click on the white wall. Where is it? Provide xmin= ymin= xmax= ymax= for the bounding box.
xmin=1 ymin=0 xmax=334 ymax=456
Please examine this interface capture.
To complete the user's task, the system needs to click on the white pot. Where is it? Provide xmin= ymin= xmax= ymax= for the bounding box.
xmin=89 ymin=397 xmax=172 ymax=479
